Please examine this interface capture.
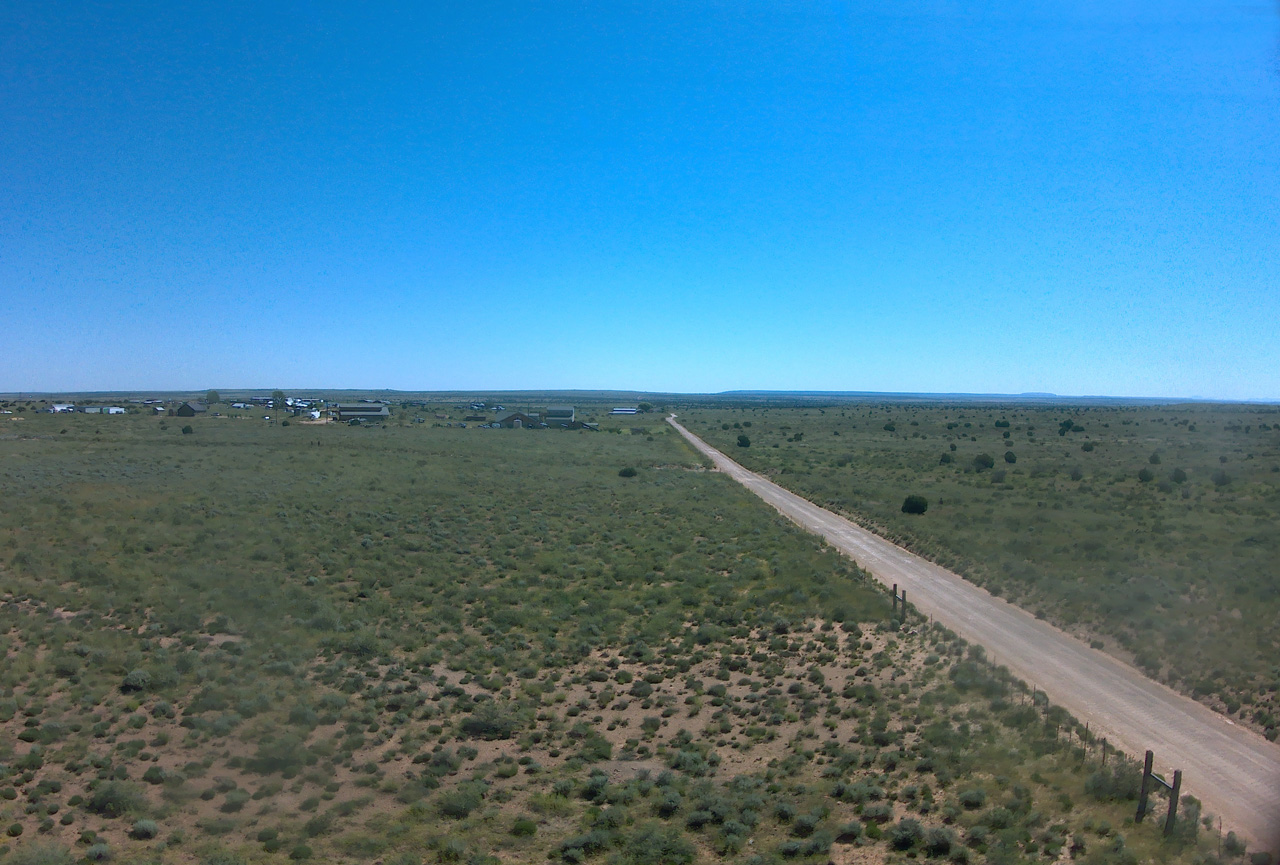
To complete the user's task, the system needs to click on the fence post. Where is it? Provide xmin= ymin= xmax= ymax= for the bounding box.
xmin=1136 ymin=750 xmax=1154 ymax=822
xmin=1163 ymin=770 xmax=1182 ymax=836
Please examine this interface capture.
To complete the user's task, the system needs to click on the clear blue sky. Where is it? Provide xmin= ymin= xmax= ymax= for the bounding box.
xmin=3 ymin=1 xmax=1278 ymax=398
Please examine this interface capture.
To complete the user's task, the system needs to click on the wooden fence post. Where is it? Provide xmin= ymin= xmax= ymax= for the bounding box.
xmin=1136 ymin=750 xmax=1154 ymax=822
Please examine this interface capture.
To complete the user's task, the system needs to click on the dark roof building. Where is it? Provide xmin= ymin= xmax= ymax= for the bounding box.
xmin=335 ymin=404 xmax=390 ymax=421
xmin=496 ymin=412 xmax=540 ymax=429
xmin=175 ymin=402 xmax=208 ymax=417
xmin=545 ymin=405 xmax=575 ymax=426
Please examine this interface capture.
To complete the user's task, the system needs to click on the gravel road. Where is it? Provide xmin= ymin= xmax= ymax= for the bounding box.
xmin=669 ymin=416 xmax=1280 ymax=852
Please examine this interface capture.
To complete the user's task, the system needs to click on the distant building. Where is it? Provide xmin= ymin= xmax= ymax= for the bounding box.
xmin=496 ymin=412 xmax=540 ymax=429
xmin=175 ymin=402 xmax=207 ymax=417
xmin=105 ymin=406 xmax=126 ymax=414
xmin=334 ymin=404 xmax=390 ymax=421
xmin=50 ymin=404 xmax=75 ymax=413
xmin=80 ymin=406 xmax=101 ymax=414
xmin=610 ymin=406 xmax=639 ymax=415
xmin=545 ymin=406 xmax=575 ymax=426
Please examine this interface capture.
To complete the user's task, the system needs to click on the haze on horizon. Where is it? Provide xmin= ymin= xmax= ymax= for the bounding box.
xmin=3 ymin=1 xmax=1278 ymax=400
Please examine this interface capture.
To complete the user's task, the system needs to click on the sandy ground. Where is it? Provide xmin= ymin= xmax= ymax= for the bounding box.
xmin=669 ymin=416 xmax=1280 ymax=853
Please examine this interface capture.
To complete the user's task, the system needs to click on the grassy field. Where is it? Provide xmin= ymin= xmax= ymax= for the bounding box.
xmin=681 ymin=401 xmax=1280 ymax=739
xmin=0 ymin=403 xmax=1244 ymax=864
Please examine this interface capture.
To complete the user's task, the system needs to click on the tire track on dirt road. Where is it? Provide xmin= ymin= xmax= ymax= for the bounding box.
xmin=669 ymin=416 xmax=1280 ymax=852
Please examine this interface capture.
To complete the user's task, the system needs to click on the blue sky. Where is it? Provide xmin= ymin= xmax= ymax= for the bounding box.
xmin=3 ymin=1 xmax=1278 ymax=398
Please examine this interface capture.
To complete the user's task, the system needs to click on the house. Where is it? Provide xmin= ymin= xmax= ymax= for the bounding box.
xmin=610 ymin=406 xmax=639 ymax=415
xmin=50 ymin=404 xmax=75 ymax=413
xmin=175 ymin=402 xmax=207 ymax=417
xmin=496 ymin=412 xmax=540 ymax=429
xmin=545 ymin=406 xmax=575 ymax=426
xmin=105 ymin=407 xmax=126 ymax=414
xmin=334 ymin=403 xmax=390 ymax=421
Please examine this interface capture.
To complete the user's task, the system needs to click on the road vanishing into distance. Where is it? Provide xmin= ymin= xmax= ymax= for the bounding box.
xmin=669 ymin=416 xmax=1280 ymax=852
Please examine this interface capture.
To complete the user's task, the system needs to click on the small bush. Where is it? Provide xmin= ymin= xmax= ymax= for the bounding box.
xmin=618 ymin=467 xmax=637 ymax=478
xmin=512 ymin=818 xmax=537 ymax=837
xmin=901 ymin=495 xmax=928 ymax=515
xmin=87 ymin=782 xmax=144 ymax=818
xmin=129 ymin=819 xmax=158 ymax=840
xmin=182 ymin=425 xmax=194 ymax=435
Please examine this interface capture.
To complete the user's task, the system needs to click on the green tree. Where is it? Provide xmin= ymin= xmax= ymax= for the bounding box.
xmin=901 ymin=495 xmax=928 ymax=515
xmin=205 ymin=390 xmax=221 ymax=405
xmin=737 ymin=435 xmax=750 ymax=448
xmin=973 ymin=453 xmax=995 ymax=471
xmin=1003 ymin=451 xmax=1016 ymax=464
xmin=272 ymin=390 xmax=288 ymax=411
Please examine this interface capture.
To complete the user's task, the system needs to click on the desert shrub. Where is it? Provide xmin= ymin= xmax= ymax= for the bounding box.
xmin=182 ymin=425 xmax=194 ymax=435
xmin=862 ymin=802 xmax=893 ymax=823
xmin=889 ymin=818 xmax=924 ymax=850
xmin=973 ymin=453 xmax=995 ymax=470
xmin=1084 ymin=762 xmax=1140 ymax=801
xmin=901 ymin=495 xmax=928 ymax=515
xmin=618 ymin=467 xmax=638 ymax=478
xmin=5 ymin=842 xmax=74 ymax=865
xmin=924 ymin=826 xmax=956 ymax=856
xmin=437 ymin=783 xmax=486 ymax=819
xmin=120 ymin=669 xmax=151 ymax=693
xmin=512 ymin=818 xmax=537 ymax=836
xmin=8 ymin=822 xmax=25 ymax=837
xmin=958 ymin=787 xmax=986 ymax=809
xmin=129 ymin=819 xmax=158 ymax=840
xmin=459 ymin=701 xmax=520 ymax=740
xmin=87 ymin=782 xmax=144 ymax=818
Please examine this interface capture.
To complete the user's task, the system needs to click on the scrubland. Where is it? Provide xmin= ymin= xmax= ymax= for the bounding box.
xmin=0 ymin=404 xmax=1244 ymax=864
xmin=683 ymin=402 xmax=1280 ymax=741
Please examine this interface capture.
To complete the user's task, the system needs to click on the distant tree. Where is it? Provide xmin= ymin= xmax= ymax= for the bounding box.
xmin=1081 ymin=442 xmax=1095 ymax=452
xmin=272 ymin=389 xmax=288 ymax=410
xmin=1138 ymin=468 xmax=1154 ymax=482
xmin=939 ymin=453 xmax=953 ymax=465
xmin=901 ymin=495 xmax=928 ymax=515
xmin=1211 ymin=469 xmax=1231 ymax=486
xmin=1148 ymin=452 xmax=1161 ymax=465
xmin=883 ymin=422 xmax=896 ymax=432
xmin=205 ymin=390 xmax=220 ymax=405
xmin=1171 ymin=468 xmax=1187 ymax=484
xmin=1003 ymin=451 xmax=1016 ymax=464
xmin=973 ymin=453 xmax=995 ymax=471
xmin=637 ymin=403 xmax=653 ymax=413
xmin=737 ymin=435 xmax=750 ymax=448
xmin=181 ymin=425 xmax=194 ymax=435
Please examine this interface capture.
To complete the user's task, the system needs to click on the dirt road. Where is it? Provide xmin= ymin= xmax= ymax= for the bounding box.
xmin=669 ymin=416 xmax=1280 ymax=852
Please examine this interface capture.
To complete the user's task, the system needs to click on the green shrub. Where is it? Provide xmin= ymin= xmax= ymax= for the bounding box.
xmin=8 ymin=822 xmax=25 ymax=836
xmin=289 ymin=844 xmax=313 ymax=860
xmin=129 ymin=819 xmax=158 ymax=840
xmin=901 ymin=495 xmax=928 ymax=515
xmin=87 ymin=781 xmax=144 ymax=818
xmin=5 ymin=842 xmax=74 ymax=865
xmin=618 ymin=467 xmax=638 ymax=478
xmin=512 ymin=818 xmax=537 ymax=836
